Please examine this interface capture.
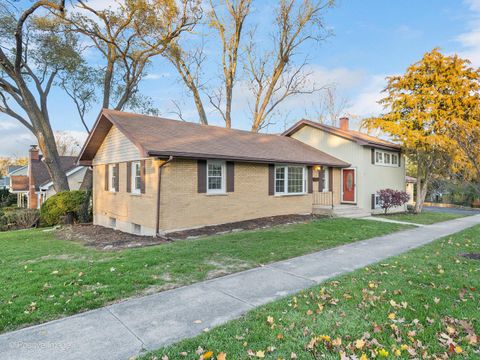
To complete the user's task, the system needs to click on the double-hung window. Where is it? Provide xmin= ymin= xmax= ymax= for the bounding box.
xmin=108 ymin=164 xmax=116 ymax=192
xmin=207 ymin=160 xmax=225 ymax=194
xmin=131 ymin=161 xmax=141 ymax=194
xmin=275 ymin=165 xmax=306 ymax=195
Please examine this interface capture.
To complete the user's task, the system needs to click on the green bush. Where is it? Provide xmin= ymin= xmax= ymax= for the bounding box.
xmin=0 ymin=208 xmax=39 ymax=231
xmin=0 ymin=188 xmax=16 ymax=208
xmin=40 ymin=191 xmax=89 ymax=226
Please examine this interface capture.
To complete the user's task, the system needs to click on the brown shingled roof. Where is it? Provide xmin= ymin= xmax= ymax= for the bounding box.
xmin=32 ymin=156 xmax=78 ymax=190
xmin=282 ymin=119 xmax=401 ymax=150
xmin=78 ymin=109 xmax=350 ymax=167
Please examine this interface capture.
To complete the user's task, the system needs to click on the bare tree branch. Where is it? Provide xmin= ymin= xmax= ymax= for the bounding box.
xmin=245 ymin=0 xmax=333 ymax=132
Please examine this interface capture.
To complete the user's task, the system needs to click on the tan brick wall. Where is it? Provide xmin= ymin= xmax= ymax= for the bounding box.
xmin=92 ymin=159 xmax=159 ymax=235
xmin=159 ymin=159 xmax=313 ymax=232
xmin=93 ymin=158 xmax=316 ymax=234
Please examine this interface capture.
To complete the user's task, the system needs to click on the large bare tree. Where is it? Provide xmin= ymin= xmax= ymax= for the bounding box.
xmin=0 ymin=0 xmax=77 ymax=192
xmin=247 ymin=0 xmax=333 ymax=132
xmin=309 ymin=86 xmax=349 ymax=126
xmin=164 ymin=40 xmax=208 ymax=124
xmin=207 ymin=0 xmax=251 ymax=128
xmin=65 ymin=0 xmax=201 ymax=112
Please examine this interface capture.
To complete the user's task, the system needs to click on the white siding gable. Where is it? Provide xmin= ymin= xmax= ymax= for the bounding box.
xmin=92 ymin=126 xmax=142 ymax=165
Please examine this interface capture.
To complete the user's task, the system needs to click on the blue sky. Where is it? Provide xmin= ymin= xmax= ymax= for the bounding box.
xmin=1 ymin=0 xmax=480 ymax=156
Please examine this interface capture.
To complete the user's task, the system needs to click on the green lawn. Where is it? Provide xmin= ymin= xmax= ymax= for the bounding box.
xmin=144 ymin=225 xmax=480 ymax=360
xmin=0 ymin=218 xmax=409 ymax=333
xmin=376 ymin=210 xmax=467 ymax=225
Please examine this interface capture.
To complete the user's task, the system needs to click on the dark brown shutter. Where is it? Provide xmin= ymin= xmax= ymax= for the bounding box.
xmin=226 ymin=161 xmax=234 ymax=192
xmin=398 ymin=153 xmax=401 ymax=167
xmin=371 ymin=148 xmax=375 ymax=164
xmin=268 ymin=164 xmax=275 ymax=195
xmin=197 ymin=160 xmax=207 ymax=193
xmin=371 ymin=194 xmax=376 ymax=210
xmin=104 ymin=164 xmax=109 ymax=191
xmin=307 ymin=166 xmax=313 ymax=193
xmin=328 ymin=167 xmax=333 ymax=192
xmin=318 ymin=169 xmax=325 ymax=192
xmin=126 ymin=162 xmax=132 ymax=193
xmin=140 ymin=160 xmax=146 ymax=194
xmin=114 ymin=164 xmax=119 ymax=192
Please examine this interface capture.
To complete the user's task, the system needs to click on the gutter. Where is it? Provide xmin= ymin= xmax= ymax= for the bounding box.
xmin=155 ymin=156 xmax=174 ymax=237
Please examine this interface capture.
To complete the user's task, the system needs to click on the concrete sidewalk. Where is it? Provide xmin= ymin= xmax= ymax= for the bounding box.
xmin=2 ymin=215 xmax=480 ymax=360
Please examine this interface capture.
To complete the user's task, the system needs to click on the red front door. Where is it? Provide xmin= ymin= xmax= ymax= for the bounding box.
xmin=342 ymin=169 xmax=355 ymax=203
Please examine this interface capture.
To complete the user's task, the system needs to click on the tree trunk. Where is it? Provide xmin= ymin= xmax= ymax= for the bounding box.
xmin=23 ymin=91 xmax=70 ymax=192
xmin=79 ymin=168 xmax=93 ymax=190
xmin=225 ymin=81 xmax=233 ymax=128
xmin=37 ymin=133 xmax=70 ymax=192
xmin=414 ymin=175 xmax=429 ymax=213
xmin=102 ymin=48 xmax=115 ymax=108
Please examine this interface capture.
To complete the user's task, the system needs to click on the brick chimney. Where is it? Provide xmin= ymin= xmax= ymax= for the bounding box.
xmin=29 ymin=145 xmax=39 ymax=161
xmin=28 ymin=145 xmax=39 ymax=209
xmin=339 ymin=117 xmax=349 ymax=130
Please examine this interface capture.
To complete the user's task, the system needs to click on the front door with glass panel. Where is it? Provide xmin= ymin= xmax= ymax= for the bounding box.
xmin=342 ymin=168 xmax=356 ymax=203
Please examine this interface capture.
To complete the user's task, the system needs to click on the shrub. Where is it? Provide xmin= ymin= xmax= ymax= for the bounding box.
xmin=40 ymin=190 xmax=89 ymax=226
xmin=0 ymin=208 xmax=39 ymax=231
xmin=377 ymin=189 xmax=410 ymax=214
xmin=0 ymin=188 xmax=16 ymax=208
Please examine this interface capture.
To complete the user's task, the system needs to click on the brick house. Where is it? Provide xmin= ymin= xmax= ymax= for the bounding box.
xmin=78 ymin=109 xmax=350 ymax=236
xmin=9 ymin=145 xmax=87 ymax=209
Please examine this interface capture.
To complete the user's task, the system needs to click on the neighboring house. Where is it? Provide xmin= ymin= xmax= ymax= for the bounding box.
xmin=78 ymin=109 xmax=350 ymax=236
xmin=283 ymin=117 xmax=406 ymax=215
xmin=10 ymin=146 xmax=87 ymax=209
xmin=0 ymin=165 xmax=23 ymax=190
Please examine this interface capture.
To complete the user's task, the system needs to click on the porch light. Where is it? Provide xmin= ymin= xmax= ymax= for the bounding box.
xmin=314 ymin=165 xmax=322 ymax=171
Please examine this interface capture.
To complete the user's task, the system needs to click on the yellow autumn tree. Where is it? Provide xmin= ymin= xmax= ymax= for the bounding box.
xmin=363 ymin=49 xmax=480 ymax=212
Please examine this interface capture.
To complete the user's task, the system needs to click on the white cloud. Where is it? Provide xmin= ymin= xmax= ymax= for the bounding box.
xmin=455 ymin=0 xmax=480 ymax=66
xmin=346 ymin=74 xmax=388 ymax=118
xmin=144 ymin=72 xmax=171 ymax=80
xmin=0 ymin=118 xmax=35 ymax=157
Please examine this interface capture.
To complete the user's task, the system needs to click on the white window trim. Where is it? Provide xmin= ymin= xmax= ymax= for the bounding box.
xmin=131 ymin=161 xmax=141 ymax=195
xmin=206 ymin=160 xmax=226 ymax=194
xmin=108 ymin=164 xmax=116 ymax=192
xmin=374 ymin=194 xmax=382 ymax=209
xmin=274 ymin=165 xmax=307 ymax=196
xmin=374 ymin=150 xmax=400 ymax=167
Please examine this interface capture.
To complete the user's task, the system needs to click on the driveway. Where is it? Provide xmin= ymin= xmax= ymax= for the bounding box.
xmin=424 ymin=205 xmax=480 ymax=215
xmin=1 ymin=214 xmax=480 ymax=360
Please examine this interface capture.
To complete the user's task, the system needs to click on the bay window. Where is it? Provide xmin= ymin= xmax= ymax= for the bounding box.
xmin=275 ymin=165 xmax=306 ymax=195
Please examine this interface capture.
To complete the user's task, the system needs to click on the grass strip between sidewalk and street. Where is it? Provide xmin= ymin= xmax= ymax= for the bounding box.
xmin=375 ymin=211 xmax=467 ymax=225
xmin=143 ymin=225 xmax=480 ymax=360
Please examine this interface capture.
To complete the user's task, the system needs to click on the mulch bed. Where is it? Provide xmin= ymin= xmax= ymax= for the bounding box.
xmin=55 ymin=214 xmax=325 ymax=251
xmin=167 ymin=214 xmax=324 ymax=239
xmin=55 ymin=224 xmax=171 ymax=250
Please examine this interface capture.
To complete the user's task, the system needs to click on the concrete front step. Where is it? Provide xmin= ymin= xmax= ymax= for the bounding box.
xmin=312 ymin=205 xmax=371 ymax=218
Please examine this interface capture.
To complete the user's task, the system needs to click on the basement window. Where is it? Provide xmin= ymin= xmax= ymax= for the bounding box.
xmin=109 ymin=217 xmax=116 ymax=228
xmin=132 ymin=223 xmax=141 ymax=235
